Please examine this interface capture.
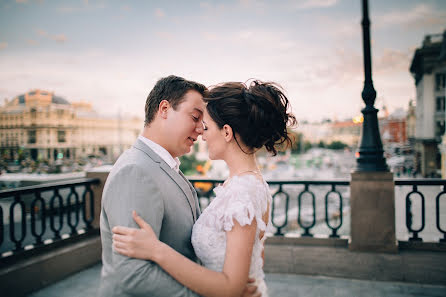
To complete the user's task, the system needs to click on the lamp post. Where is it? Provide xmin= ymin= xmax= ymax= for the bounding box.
xmin=349 ymin=0 xmax=397 ymax=253
xmin=355 ymin=0 xmax=388 ymax=172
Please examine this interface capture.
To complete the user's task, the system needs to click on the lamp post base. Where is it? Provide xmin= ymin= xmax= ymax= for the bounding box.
xmin=349 ymin=171 xmax=398 ymax=253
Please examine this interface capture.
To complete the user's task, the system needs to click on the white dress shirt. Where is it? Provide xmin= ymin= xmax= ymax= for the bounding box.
xmin=138 ymin=135 xmax=181 ymax=173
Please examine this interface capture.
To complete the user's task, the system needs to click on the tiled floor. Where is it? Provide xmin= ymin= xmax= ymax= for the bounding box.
xmin=29 ymin=263 xmax=446 ymax=297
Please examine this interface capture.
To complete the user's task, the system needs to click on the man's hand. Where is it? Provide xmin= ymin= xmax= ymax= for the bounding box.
xmin=241 ymin=278 xmax=261 ymax=297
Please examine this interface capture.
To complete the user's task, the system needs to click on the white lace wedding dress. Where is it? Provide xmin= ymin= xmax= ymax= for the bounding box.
xmin=191 ymin=174 xmax=271 ymax=297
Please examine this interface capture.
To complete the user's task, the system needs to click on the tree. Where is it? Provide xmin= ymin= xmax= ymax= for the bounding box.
xmin=179 ymin=154 xmax=206 ymax=176
xmin=327 ymin=141 xmax=348 ymax=150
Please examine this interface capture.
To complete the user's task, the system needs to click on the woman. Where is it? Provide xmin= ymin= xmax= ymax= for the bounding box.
xmin=112 ymin=80 xmax=296 ymax=297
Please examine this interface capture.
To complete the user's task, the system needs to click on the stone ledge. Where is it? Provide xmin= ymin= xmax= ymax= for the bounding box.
xmin=265 ymin=235 xmax=349 ymax=247
xmin=264 ymin=238 xmax=446 ymax=286
xmin=0 ymin=234 xmax=101 ymax=297
xmin=399 ymin=240 xmax=446 ymax=252
xmin=350 ymin=171 xmax=394 ymax=181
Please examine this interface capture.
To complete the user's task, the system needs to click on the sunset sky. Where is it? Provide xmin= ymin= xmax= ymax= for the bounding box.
xmin=1 ymin=0 xmax=445 ymax=122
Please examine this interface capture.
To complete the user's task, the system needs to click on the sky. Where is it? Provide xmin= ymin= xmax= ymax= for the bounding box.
xmin=1 ymin=0 xmax=445 ymax=122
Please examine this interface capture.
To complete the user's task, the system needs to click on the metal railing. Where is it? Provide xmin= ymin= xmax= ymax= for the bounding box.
xmin=1 ymin=176 xmax=444 ymax=259
xmin=0 ymin=178 xmax=99 ymax=258
xmin=189 ymin=178 xmax=350 ymax=238
xmin=395 ymin=179 xmax=446 ymax=243
xmin=190 ymin=178 xmax=446 ymax=244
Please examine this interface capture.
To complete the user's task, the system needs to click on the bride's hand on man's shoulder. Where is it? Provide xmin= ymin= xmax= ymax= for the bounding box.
xmin=112 ymin=211 xmax=160 ymax=261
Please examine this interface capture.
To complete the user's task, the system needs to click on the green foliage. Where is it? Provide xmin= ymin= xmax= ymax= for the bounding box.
xmin=326 ymin=141 xmax=348 ymax=150
xmin=179 ymin=154 xmax=206 ymax=176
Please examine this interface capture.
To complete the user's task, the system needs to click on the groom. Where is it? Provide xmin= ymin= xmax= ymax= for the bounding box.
xmin=98 ymin=75 xmax=259 ymax=297
xmin=98 ymin=75 xmax=207 ymax=297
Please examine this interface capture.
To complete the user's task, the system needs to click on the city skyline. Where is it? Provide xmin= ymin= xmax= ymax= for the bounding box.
xmin=1 ymin=0 xmax=446 ymax=122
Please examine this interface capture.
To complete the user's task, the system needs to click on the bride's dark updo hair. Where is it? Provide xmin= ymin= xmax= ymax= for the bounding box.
xmin=204 ymin=80 xmax=297 ymax=156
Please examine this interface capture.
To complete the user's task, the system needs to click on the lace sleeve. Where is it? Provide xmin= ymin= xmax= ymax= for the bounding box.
xmin=217 ymin=176 xmax=268 ymax=232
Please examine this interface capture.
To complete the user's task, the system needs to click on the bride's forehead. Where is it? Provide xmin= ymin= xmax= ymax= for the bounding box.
xmin=203 ymin=109 xmax=211 ymax=118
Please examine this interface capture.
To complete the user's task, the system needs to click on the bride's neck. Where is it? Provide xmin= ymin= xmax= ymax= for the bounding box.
xmin=225 ymin=151 xmax=259 ymax=177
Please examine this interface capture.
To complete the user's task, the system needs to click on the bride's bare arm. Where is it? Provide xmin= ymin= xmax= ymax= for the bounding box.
xmin=113 ymin=211 xmax=258 ymax=297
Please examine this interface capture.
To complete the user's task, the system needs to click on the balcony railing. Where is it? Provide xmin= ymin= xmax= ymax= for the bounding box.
xmin=190 ymin=178 xmax=350 ymax=238
xmin=0 ymin=177 xmax=445 ymax=261
xmin=0 ymin=178 xmax=99 ymax=259
xmin=190 ymin=178 xmax=446 ymax=244
xmin=395 ymin=179 xmax=446 ymax=243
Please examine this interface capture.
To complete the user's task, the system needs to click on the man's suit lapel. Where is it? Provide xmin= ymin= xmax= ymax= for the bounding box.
xmin=133 ymin=139 xmax=198 ymax=221
xmin=179 ymin=170 xmax=201 ymax=218
xmin=159 ymin=162 xmax=198 ymax=221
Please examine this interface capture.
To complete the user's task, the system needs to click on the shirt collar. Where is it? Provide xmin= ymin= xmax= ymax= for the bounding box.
xmin=138 ymin=135 xmax=181 ymax=173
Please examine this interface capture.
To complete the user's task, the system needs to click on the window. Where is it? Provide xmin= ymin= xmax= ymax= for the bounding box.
xmin=58 ymin=130 xmax=66 ymax=143
xmin=436 ymin=96 xmax=445 ymax=112
xmin=436 ymin=120 xmax=445 ymax=137
xmin=435 ymin=73 xmax=446 ymax=91
xmin=28 ymin=130 xmax=36 ymax=144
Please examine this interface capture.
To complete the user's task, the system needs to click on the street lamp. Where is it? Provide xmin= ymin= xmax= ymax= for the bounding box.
xmin=355 ymin=0 xmax=389 ymax=172
xmin=349 ymin=0 xmax=397 ymax=253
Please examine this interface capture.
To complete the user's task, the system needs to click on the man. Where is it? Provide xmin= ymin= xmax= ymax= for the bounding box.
xmin=98 ymin=75 xmax=207 ymax=297
xmin=98 ymin=75 xmax=258 ymax=297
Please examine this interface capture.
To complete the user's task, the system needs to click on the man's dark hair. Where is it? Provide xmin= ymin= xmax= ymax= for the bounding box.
xmin=144 ymin=75 xmax=208 ymax=126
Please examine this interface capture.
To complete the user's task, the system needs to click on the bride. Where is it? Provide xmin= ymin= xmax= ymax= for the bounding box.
xmin=112 ymin=80 xmax=296 ymax=297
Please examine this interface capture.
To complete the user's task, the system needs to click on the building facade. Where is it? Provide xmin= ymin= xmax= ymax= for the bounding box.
xmin=329 ymin=120 xmax=362 ymax=147
xmin=410 ymin=31 xmax=446 ymax=177
xmin=380 ymin=108 xmax=407 ymax=145
xmin=0 ymin=89 xmax=142 ymax=163
xmin=296 ymin=119 xmax=361 ymax=148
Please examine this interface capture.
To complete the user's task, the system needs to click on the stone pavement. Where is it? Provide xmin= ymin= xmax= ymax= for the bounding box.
xmin=29 ymin=263 xmax=446 ymax=297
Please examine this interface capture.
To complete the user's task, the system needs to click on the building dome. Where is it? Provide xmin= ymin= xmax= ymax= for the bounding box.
xmin=16 ymin=89 xmax=70 ymax=106
xmin=52 ymin=95 xmax=70 ymax=105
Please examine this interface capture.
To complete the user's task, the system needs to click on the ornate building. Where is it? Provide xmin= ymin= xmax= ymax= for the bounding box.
xmin=0 ymin=89 xmax=142 ymax=163
xmin=380 ymin=108 xmax=407 ymax=145
xmin=329 ymin=120 xmax=361 ymax=147
xmin=410 ymin=31 xmax=446 ymax=177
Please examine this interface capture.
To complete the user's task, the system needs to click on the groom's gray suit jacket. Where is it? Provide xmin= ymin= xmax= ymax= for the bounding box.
xmin=98 ymin=139 xmax=201 ymax=297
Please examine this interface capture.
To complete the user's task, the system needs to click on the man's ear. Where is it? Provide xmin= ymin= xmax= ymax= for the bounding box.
xmin=158 ymin=100 xmax=170 ymax=119
xmin=222 ymin=124 xmax=233 ymax=142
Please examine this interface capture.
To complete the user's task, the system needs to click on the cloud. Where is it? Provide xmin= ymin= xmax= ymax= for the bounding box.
xmin=202 ymin=32 xmax=218 ymax=41
xmin=0 ymin=50 xmax=149 ymax=118
xmin=26 ymin=39 xmax=38 ymax=46
xmin=310 ymin=15 xmax=361 ymax=42
xmin=36 ymin=29 xmax=48 ymax=37
xmin=51 ymin=34 xmax=67 ymax=43
xmin=294 ymin=0 xmax=339 ymax=10
xmin=57 ymin=1 xmax=105 ymax=13
xmin=231 ymin=29 xmax=299 ymax=52
xmin=238 ymin=0 xmax=267 ymax=13
xmin=0 ymin=42 xmax=8 ymax=50
xmin=34 ymin=29 xmax=67 ymax=44
xmin=15 ymin=0 xmax=28 ymax=3
xmin=198 ymin=1 xmax=226 ymax=17
xmin=375 ymin=48 xmax=411 ymax=74
xmin=200 ymin=2 xmax=210 ymax=9
xmin=155 ymin=8 xmax=165 ymax=18
xmin=376 ymin=3 xmax=446 ymax=29
xmin=155 ymin=31 xmax=174 ymax=40
xmin=121 ymin=5 xmax=131 ymax=11
xmin=57 ymin=6 xmax=79 ymax=13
